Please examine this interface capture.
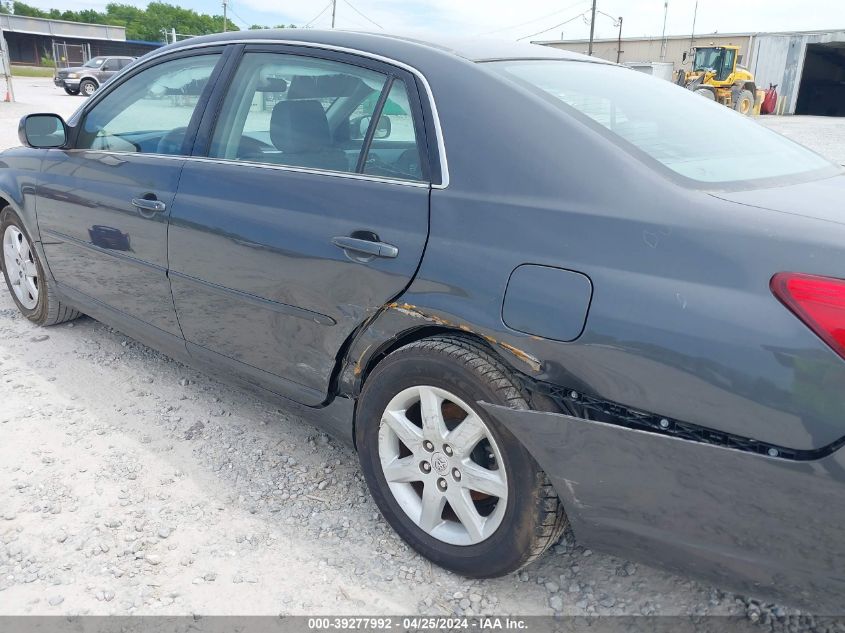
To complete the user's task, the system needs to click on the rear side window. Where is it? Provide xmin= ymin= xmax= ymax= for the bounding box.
xmin=491 ymin=60 xmax=836 ymax=186
xmin=362 ymin=79 xmax=424 ymax=181
xmin=76 ymin=54 xmax=221 ymax=155
xmin=208 ymin=52 xmax=426 ymax=181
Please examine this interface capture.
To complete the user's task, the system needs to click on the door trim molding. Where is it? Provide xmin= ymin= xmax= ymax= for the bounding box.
xmin=42 ymin=228 xmax=167 ymax=273
xmin=169 ymin=270 xmax=336 ymax=326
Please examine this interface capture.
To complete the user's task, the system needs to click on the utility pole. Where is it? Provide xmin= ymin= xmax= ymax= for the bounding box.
xmin=331 ymin=0 xmax=337 ymax=28
xmin=0 ymin=19 xmax=13 ymax=103
xmin=659 ymin=1 xmax=668 ymax=61
xmin=222 ymin=0 xmax=228 ymax=32
xmin=689 ymin=0 xmax=699 ymax=60
xmin=616 ymin=16 xmax=623 ymax=63
xmin=587 ymin=0 xmax=597 ymax=56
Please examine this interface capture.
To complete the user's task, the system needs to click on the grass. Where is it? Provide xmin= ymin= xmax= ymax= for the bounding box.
xmin=10 ymin=66 xmax=54 ymax=78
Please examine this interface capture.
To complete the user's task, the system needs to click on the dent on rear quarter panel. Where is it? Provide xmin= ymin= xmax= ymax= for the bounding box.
xmin=483 ymin=402 xmax=845 ymax=611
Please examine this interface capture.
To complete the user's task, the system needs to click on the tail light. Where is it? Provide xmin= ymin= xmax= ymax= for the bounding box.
xmin=771 ymin=272 xmax=845 ymax=360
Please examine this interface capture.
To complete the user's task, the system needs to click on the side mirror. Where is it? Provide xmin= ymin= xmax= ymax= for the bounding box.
xmin=19 ymin=113 xmax=68 ymax=149
xmin=682 ymin=52 xmax=688 ymax=62
xmin=373 ymin=115 xmax=391 ymax=139
xmin=349 ymin=115 xmax=392 ymax=140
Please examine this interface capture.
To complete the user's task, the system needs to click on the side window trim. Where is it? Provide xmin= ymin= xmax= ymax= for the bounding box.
xmin=356 ymin=76 xmax=393 ymax=173
xmin=68 ymin=46 xmax=233 ymax=155
xmin=193 ymin=43 xmax=434 ymax=185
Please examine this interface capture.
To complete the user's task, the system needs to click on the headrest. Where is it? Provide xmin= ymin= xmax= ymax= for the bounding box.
xmin=270 ymin=100 xmax=331 ymax=153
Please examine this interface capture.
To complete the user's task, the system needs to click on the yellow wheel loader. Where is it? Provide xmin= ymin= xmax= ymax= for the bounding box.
xmin=676 ymin=45 xmax=757 ymax=115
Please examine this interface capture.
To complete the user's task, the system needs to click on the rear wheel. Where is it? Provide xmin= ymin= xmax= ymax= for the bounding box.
xmin=1 ymin=208 xmax=80 ymax=326
xmin=79 ymin=79 xmax=97 ymax=97
xmin=356 ymin=336 xmax=567 ymax=577
xmin=63 ymin=86 xmax=80 ymax=96
xmin=734 ymin=89 xmax=755 ymax=115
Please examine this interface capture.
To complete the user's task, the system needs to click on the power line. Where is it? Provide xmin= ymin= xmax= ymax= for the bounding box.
xmin=517 ymin=10 xmax=589 ymax=41
xmin=479 ymin=0 xmax=588 ymax=36
xmin=595 ymin=9 xmax=620 ymax=26
xmin=226 ymin=4 xmax=251 ymax=28
xmin=341 ymin=0 xmax=383 ymax=29
xmin=304 ymin=1 xmax=333 ymax=27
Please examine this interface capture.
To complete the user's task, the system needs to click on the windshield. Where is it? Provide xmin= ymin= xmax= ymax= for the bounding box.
xmin=694 ymin=48 xmax=723 ymax=72
xmin=490 ymin=60 xmax=837 ymax=186
xmin=82 ymin=57 xmax=106 ymax=68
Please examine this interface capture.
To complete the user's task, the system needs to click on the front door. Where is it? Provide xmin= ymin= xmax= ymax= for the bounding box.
xmin=168 ymin=47 xmax=433 ymax=405
xmin=96 ymin=58 xmax=120 ymax=85
xmin=37 ymin=50 xmax=225 ymax=340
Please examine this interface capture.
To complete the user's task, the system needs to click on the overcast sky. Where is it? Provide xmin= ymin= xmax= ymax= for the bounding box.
xmin=21 ymin=0 xmax=845 ymax=41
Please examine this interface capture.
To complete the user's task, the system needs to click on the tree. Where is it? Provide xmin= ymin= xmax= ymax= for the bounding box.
xmin=2 ymin=1 xmax=240 ymax=41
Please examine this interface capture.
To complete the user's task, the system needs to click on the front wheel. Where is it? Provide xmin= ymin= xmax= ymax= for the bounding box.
xmin=1 ymin=208 xmax=81 ymax=326
xmin=734 ymin=89 xmax=755 ymax=115
xmin=79 ymin=79 xmax=97 ymax=97
xmin=356 ymin=336 xmax=567 ymax=578
xmin=63 ymin=86 xmax=80 ymax=96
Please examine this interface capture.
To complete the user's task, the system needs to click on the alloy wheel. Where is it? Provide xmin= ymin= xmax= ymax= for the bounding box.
xmin=378 ymin=385 xmax=508 ymax=546
xmin=3 ymin=225 xmax=38 ymax=310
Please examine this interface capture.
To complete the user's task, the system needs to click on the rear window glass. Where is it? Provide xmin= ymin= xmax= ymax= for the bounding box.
xmin=490 ymin=60 xmax=837 ymax=186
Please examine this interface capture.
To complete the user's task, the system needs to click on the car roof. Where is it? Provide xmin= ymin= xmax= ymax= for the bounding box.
xmin=161 ymin=29 xmax=607 ymax=66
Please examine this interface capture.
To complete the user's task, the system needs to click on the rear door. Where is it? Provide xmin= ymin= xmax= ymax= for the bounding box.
xmin=168 ymin=45 xmax=435 ymax=405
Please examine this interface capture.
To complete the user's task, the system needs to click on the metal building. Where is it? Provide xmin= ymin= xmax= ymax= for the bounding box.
xmin=750 ymin=30 xmax=845 ymax=116
xmin=538 ymin=33 xmax=754 ymax=79
xmin=0 ymin=14 xmax=160 ymax=67
xmin=540 ymin=29 xmax=845 ymax=115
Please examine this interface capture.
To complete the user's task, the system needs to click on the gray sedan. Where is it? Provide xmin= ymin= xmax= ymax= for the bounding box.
xmin=3 ymin=30 xmax=845 ymax=609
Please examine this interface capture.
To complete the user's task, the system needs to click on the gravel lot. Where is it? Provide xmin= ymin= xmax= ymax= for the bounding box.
xmin=0 ymin=77 xmax=843 ymax=623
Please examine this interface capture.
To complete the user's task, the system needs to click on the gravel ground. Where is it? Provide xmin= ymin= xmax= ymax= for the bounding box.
xmin=0 ymin=77 xmax=842 ymax=624
xmin=758 ymin=115 xmax=845 ymax=165
xmin=0 ymin=296 xmax=757 ymax=618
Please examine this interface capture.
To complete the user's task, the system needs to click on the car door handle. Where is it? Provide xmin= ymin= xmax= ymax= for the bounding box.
xmin=131 ymin=197 xmax=166 ymax=213
xmin=332 ymin=236 xmax=398 ymax=259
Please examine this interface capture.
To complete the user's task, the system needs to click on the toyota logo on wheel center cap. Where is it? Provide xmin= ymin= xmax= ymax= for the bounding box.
xmin=431 ymin=452 xmax=449 ymax=475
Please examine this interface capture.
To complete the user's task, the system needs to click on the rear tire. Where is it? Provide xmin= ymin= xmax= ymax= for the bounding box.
xmin=356 ymin=335 xmax=567 ymax=578
xmin=1 ymin=208 xmax=81 ymax=326
xmin=734 ymin=89 xmax=755 ymax=115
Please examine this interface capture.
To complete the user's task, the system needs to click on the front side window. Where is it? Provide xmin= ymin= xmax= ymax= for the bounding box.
xmin=491 ymin=60 xmax=836 ymax=186
xmin=209 ymin=52 xmax=426 ymax=181
xmin=82 ymin=57 xmax=106 ymax=68
xmin=76 ymin=54 xmax=221 ymax=155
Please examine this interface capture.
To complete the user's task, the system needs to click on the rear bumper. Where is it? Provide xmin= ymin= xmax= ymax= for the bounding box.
xmin=481 ymin=402 xmax=845 ymax=611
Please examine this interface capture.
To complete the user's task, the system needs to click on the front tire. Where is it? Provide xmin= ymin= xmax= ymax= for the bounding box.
xmin=356 ymin=336 xmax=567 ymax=578
xmin=734 ymin=89 xmax=755 ymax=115
xmin=1 ymin=208 xmax=80 ymax=326
xmin=63 ymin=86 xmax=80 ymax=96
xmin=79 ymin=79 xmax=97 ymax=97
